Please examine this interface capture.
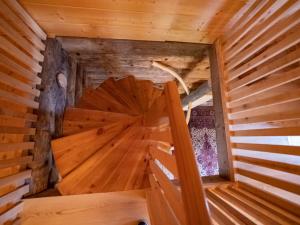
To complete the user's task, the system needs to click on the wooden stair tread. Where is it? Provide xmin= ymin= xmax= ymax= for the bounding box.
xmin=100 ymin=78 xmax=141 ymax=115
xmin=52 ymin=120 xmax=135 ymax=178
xmin=57 ymin=124 xmax=144 ymax=195
xmin=63 ymin=107 xmax=136 ymax=135
xmin=21 ymin=190 xmax=150 ymax=225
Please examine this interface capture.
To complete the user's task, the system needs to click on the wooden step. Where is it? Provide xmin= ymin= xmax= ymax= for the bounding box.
xmin=52 ymin=120 xmax=136 ymax=178
xmin=100 ymin=78 xmax=141 ymax=115
xmin=63 ymin=107 xmax=136 ymax=135
xmin=77 ymin=88 xmax=130 ymax=114
xmin=21 ymin=190 xmax=150 ymax=225
xmin=56 ymin=123 xmax=145 ymax=195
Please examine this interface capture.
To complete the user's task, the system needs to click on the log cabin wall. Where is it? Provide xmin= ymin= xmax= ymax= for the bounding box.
xmin=0 ymin=0 xmax=47 ymax=224
xmin=211 ymin=0 xmax=300 ymax=219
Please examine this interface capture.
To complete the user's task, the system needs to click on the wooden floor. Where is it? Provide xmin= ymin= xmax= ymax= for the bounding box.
xmin=21 ymin=190 xmax=150 ymax=225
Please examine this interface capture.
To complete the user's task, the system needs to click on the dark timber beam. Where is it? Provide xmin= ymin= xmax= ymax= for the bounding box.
xmin=181 ymin=81 xmax=211 ymax=109
xmin=208 ymin=42 xmax=234 ymax=180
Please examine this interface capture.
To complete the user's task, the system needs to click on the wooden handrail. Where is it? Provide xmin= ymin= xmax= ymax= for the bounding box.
xmin=164 ymin=81 xmax=211 ymax=225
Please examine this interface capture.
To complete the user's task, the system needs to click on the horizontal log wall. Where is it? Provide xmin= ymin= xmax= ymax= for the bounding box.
xmin=0 ymin=0 xmax=46 ymax=224
xmin=212 ymin=0 xmax=300 ymax=222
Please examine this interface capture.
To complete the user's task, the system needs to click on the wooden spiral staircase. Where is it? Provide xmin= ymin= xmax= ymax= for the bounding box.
xmin=50 ymin=75 xmax=211 ymax=224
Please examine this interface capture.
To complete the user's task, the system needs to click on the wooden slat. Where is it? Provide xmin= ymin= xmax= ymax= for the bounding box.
xmin=0 ymin=185 xmax=29 ymax=207
xmin=150 ymin=160 xmax=186 ymax=225
xmin=0 ymin=170 xmax=31 ymax=189
xmin=207 ymin=198 xmax=239 ymax=225
xmin=232 ymin=143 xmax=300 ymax=156
xmin=149 ymin=146 xmax=178 ymax=177
xmin=0 ymin=201 xmax=23 ymax=225
xmin=0 ymin=36 xmax=42 ymax=73
xmin=218 ymin=186 xmax=286 ymax=225
xmin=227 ymin=26 xmax=300 ymax=82
xmin=0 ymin=53 xmax=41 ymax=85
xmin=3 ymin=0 xmax=47 ymax=40
xmin=0 ymin=17 xmax=44 ymax=62
xmin=238 ymin=181 xmax=300 ymax=217
xmin=236 ymin=168 xmax=300 ymax=195
xmin=230 ymin=185 xmax=300 ymax=224
xmin=0 ymin=1 xmax=45 ymax=50
xmin=206 ymin=188 xmax=257 ymax=225
xmin=0 ymin=71 xmax=40 ymax=96
xmin=0 ymin=89 xmax=39 ymax=109
xmin=228 ymin=66 xmax=300 ymax=104
xmin=0 ymin=142 xmax=34 ymax=152
xmin=232 ymin=126 xmax=300 ymax=137
xmin=147 ymin=174 xmax=180 ymax=225
xmin=228 ymin=47 xmax=300 ymax=92
xmin=226 ymin=1 xmax=300 ymax=63
xmin=165 ymin=81 xmax=211 ymax=225
xmin=0 ymin=156 xmax=33 ymax=169
xmin=224 ymin=0 xmax=274 ymax=51
xmin=230 ymin=111 xmax=300 ymax=126
xmin=0 ymin=127 xmax=36 ymax=135
xmin=234 ymin=155 xmax=300 ymax=175
xmin=229 ymin=89 xmax=300 ymax=115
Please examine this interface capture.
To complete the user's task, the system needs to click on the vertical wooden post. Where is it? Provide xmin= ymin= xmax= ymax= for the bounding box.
xmin=209 ymin=40 xmax=234 ymax=181
xmin=165 ymin=81 xmax=211 ymax=225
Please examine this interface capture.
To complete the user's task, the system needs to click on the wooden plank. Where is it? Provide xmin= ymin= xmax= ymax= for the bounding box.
xmin=234 ymin=155 xmax=300 ymax=175
xmin=52 ymin=121 xmax=133 ymax=177
xmin=0 ymin=53 xmax=41 ymax=85
xmin=230 ymin=111 xmax=300 ymax=126
xmin=206 ymin=188 xmax=257 ymax=225
xmin=4 ymin=0 xmax=47 ymax=40
xmin=0 ymin=142 xmax=34 ymax=152
xmin=149 ymin=146 xmax=178 ymax=177
xmin=150 ymin=161 xmax=186 ymax=225
xmin=0 ymin=17 xmax=44 ymax=62
xmin=230 ymin=185 xmax=300 ymax=224
xmin=22 ymin=190 xmax=149 ymax=225
xmin=227 ymin=26 xmax=300 ymax=82
xmin=228 ymin=47 xmax=300 ymax=92
xmin=0 ymin=36 xmax=42 ymax=73
xmin=0 ymin=71 xmax=40 ymax=97
xmin=226 ymin=0 xmax=300 ymax=63
xmin=236 ymin=168 xmax=300 ymax=195
xmin=232 ymin=126 xmax=300 ymax=137
xmin=165 ymin=81 xmax=211 ymax=225
xmin=229 ymin=89 xmax=300 ymax=115
xmin=0 ymin=1 xmax=44 ymax=50
xmin=0 ymin=156 xmax=33 ymax=169
xmin=207 ymin=198 xmax=239 ymax=225
xmin=218 ymin=187 xmax=285 ymax=225
xmin=224 ymin=0 xmax=278 ymax=51
xmin=232 ymin=143 xmax=300 ymax=156
xmin=0 ymin=127 xmax=36 ymax=135
xmin=0 ymin=201 xmax=23 ymax=225
xmin=0 ymin=170 xmax=31 ymax=189
xmin=209 ymin=41 xmax=234 ymax=180
xmin=0 ymin=185 xmax=29 ymax=207
xmin=147 ymin=174 xmax=180 ymax=225
xmin=0 ymin=89 xmax=39 ymax=109
xmin=238 ymin=181 xmax=300 ymax=217
xmin=228 ymin=66 xmax=300 ymax=104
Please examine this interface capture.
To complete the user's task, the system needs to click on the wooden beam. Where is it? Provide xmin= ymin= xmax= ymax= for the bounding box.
xmin=181 ymin=81 xmax=212 ymax=109
xmin=208 ymin=41 xmax=234 ymax=180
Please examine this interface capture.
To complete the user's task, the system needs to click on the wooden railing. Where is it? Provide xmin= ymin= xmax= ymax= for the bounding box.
xmin=146 ymin=81 xmax=211 ymax=225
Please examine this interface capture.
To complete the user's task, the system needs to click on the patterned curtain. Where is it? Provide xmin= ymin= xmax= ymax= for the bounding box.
xmin=189 ymin=106 xmax=219 ymax=176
